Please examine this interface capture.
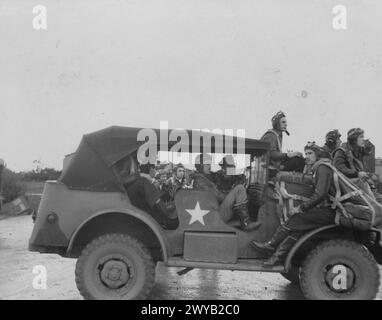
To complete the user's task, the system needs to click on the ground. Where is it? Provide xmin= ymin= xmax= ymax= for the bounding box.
xmin=1 ymin=215 xmax=382 ymax=300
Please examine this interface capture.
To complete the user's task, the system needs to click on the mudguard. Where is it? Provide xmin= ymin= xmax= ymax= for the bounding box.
xmin=66 ymin=208 xmax=169 ymax=261
xmin=284 ymin=225 xmax=340 ymax=272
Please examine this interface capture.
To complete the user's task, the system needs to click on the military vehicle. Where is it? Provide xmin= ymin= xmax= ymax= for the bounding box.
xmin=29 ymin=126 xmax=382 ymax=299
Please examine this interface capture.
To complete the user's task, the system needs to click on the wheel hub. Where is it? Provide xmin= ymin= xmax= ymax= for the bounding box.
xmin=100 ymin=260 xmax=130 ymax=289
xmin=324 ymin=264 xmax=355 ymax=293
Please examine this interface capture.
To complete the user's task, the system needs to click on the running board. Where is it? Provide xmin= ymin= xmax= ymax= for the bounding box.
xmin=166 ymin=257 xmax=284 ymax=273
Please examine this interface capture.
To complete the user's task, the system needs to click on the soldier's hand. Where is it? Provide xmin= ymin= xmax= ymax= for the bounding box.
xmin=358 ymin=171 xmax=369 ymax=180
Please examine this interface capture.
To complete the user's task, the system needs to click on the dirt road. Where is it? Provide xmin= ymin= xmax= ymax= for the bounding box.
xmin=0 ymin=215 xmax=381 ymax=300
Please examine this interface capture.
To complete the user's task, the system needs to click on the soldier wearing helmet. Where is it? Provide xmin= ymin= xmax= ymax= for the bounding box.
xmin=261 ymin=111 xmax=304 ymax=178
xmin=191 ymin=153 xmax=261 ymax=231
xmin=252 ymin=142 xmax=336 ymax=267
xmin=322 ymin=129 xmax=342 ymax=159
xmin=333 ymin=128 xmax=381 ymax=201
xmin=333 ymin=128 xmax=373 ymax=180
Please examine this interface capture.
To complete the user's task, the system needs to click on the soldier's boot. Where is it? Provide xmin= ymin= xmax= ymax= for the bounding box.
xmin=153 ymin=200 xmax=179 ymax=230
xmin=233 ymin=203 xmax=262 ymax=231
xmin=251 ymin=225 xmax=291 ymax=255
xmin=262 ymin=235 xmax=298 ymax=268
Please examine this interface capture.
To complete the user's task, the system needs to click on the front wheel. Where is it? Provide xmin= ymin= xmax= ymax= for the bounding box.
xmin=75 ymin=233 xmax=155 ymax=300
xmin=300 ymin=239 xmax=380 ymax=300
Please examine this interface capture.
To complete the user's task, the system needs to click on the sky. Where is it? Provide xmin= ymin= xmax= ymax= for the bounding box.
xmin=1 ymin=0 xmax=382 ymax=171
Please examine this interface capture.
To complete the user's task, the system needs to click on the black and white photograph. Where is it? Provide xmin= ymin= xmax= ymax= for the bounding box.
xmin=1 ymin=0 xmax=382 ymax=304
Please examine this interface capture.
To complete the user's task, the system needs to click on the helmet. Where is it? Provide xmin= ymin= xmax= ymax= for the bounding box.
xmin=325 ymin=129 xmax=341 ymax=143
xmin=304 ymin=141 xmax=322 ymax=157
xmin=271 ymin=111 xmax=286 ymax=130
xmin=347 ymin=128 xmax=364 ymax=140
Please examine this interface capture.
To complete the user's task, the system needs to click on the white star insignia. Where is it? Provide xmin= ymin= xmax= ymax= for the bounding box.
xmin=186 ymin=201 xmax=210 ymax=226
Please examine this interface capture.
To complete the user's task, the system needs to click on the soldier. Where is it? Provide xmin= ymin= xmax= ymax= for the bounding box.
xmin=261 ymin=111 xmax=304 ymax=178
xmin=251 ymin=142 xmax=336 ymax=267
xmin=332 ymin=128 xmax=379 ymax=200
xmin=333 ymin=128 xmax=372 ymax=179
xmin=156 ymin=171 xmax=172 ymax=203
xmin=302 ymin=130 xmax=341 ymax=174
xmin=322 ymin=129 xmax=342 ymax=159
xmin=114 ymin=154 xmax=178 ymax=229
xmin=139 ymin=163 xmax=157 ymax=184
xmin=191 ymin=153 xmax=261 ymax=231
xmin=168 ymin=164 xmax=191 ymax=200
xmin=215 ymin=155 xmax=246 ymax=195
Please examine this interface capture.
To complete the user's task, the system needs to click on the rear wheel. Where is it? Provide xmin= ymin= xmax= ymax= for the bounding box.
xmin=75 ymin=233 xmax=155 ymax=300
xmin=300 ymin=239 xmax=379 ymax=300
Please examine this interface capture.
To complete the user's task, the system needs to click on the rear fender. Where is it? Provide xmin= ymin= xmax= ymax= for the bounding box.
xmin=284 ymin=225 xmax=341 ymax=272
xmin=66 ymin=208 xmax=169 ymax=261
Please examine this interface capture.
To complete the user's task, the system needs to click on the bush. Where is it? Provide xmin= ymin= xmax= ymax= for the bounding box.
xmin=1 ymin=169 xmax=25 ymax=204
xmin=21 ymin=167 xmax=61 ymax=182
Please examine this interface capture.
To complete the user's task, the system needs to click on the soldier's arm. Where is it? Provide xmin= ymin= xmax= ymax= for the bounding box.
xmin=300 ymin=165 xmax=333 ymax=212
xmin=262 ymin=133 xmax=288 ymax=161
xmin=333 ymin=149 xmax=358 ymax=178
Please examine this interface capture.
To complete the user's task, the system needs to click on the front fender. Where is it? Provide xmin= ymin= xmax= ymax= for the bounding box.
xmin=66 ymin=208 xmax=169 ymax=262
xmin=284 ymin=225 xmax=340 ymax=272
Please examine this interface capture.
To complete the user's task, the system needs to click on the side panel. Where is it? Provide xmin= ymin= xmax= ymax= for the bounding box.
xmin=183 ymin=232 xmax=237 ymax=263
xmin=29 ymin=181 xmax=132 ymax=249
xmin=166 ymin=190 xmax=278 ymax=259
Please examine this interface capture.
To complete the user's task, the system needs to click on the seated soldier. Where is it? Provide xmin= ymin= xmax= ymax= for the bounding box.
xmin=113 ymin=154 xmax=179 ymax=229
xmin=322 ymin=129 xmax=342 ymax=159
xmin=303 ymin=134 xmax=337 ymax=174
xmin=215 ymin=155 xmax=246 ymax=194
xmin=191 ymin=153 xmax=261 ymax=231
xmin=251 ymin=142 xmax=336 ymax=267
xmin=139 ymin=163 xmax=157 ymax=184
xmin=333 ymin=128 xmax=381 ymax=201
xmin=261 ymin=111 xmax=305 ymax=178
xmin=156 ymin=171 xmax=172 ymax=203
xmin=168 ymin=164 xmax=192 ymax=201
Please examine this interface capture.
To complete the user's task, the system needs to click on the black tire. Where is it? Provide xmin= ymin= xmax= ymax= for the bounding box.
xmin=300 ymin=239 xmax=380 ymax=300
xmin=281 ymin=265 xmax=300 ymax=285
xmin=75 ymin=233 xmax=155 ymax=300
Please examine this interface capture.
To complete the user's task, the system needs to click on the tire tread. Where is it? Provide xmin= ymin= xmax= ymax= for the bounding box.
xmin=75 ymin=233 xmax=155 ymax=300
xmin=300 ymin=239 xmax=379 ymax=300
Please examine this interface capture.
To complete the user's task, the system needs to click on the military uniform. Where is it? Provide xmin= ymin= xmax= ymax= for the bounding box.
xmin=321 ymin=144 xmax=336 ymax=159
xmin=261 ymin=129 xmax=305 ymax=176
xmin=252 ymin=150 xmax=336 ymax=266
xmin=214 ymin=170 xmax=246 ymax=194
xmin=333 ymin=142 xmax=372 ymax=179
xmin=333 ymin=141 xmax=382 ymax=202
xmin=124 ymin=176 xmax=160 ymax=213
xmin=168 ymin=176 xmax=191 ymax=200
xmin=261 ymin=129 xmax=287 ymax=171
xmin=285 ymin=160 xmax=336 ymax=231
xmin=124 ymin=176 xmax=178 ymax=228
xmin=192 ymin=171 xmax=259 ymax=226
